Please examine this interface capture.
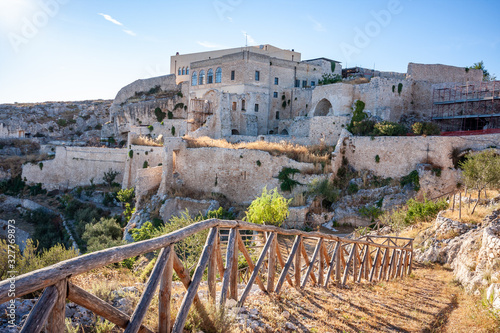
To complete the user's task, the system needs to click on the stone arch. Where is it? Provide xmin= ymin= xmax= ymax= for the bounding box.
xmin=281 ymin=129 xmax=289 ymax=135
xmin=231 ymin=129 xmax=240 ymax=135
xmin=313 ymin=98 xmax=333 ymax=117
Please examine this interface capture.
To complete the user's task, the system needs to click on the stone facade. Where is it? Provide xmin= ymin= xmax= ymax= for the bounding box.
xmin=22 ymin=146 xmax=127 ymax=190
xmin=122 ymin=145 xmax=164 ymax=189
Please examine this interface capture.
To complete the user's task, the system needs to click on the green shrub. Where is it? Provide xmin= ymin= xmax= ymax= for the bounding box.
xmin=27 ymin=208 xmax=69 ymax=251
xmin=143 ymin=161 xmax=149 ymax=168
xmin=171 ymin=126 xmax=176 ymax=136
xmin=74 ymin=206 xmax=102 ymax=238
xmin=206 ymin=207 xmax=235 ymax=220
xmin=167 ymin=111 xmax=173 ymax=119
xmin=405 ymin=197 xmax=448 ymax=224
xmin=177 ymin=91 xmax=183 ymax=98
xmin=154 ymin=107 xmax=167 ymax=122
xmin=307 ymin=178 xmax=340 ymax=204
xmin=29 ymin=183 xmax=46 ymax=196
xmin=398 ymin=83 xmax=403 ymax=95
xmin=373 ymin=121 xmax=408 ymax=136
xmin=347 ymin=182 xmax=359 ymax=194
xmin=256 ymin=160 xmax=261 ymax=167
xmin=375 ymin=155 xmax=380 ymax=163
xmin=0 ymin=176 xmax=25 ymax=195
xmin=347 ymin=100 xmax=369 ymax=134
xmin=82 ymin=217 xmax=124 ymax=253
xmin=359 ymin=205 xmax=383 ymax=222
xmin=148 ymin=125 xmax=154 ymax=132
xmin=117 ymin=188 xmax=135 ymax=204
xmin=318 ymin=73 xmax=342 ymax=85
xmin=174 ymin=103 xmax=184 ymax=110
xmin=38 ymin=162 xmax=43 ymax=170
xmin=278 ymin=167 xmax=301 ymax=192
xmin=129 ymin=150 xmax=133 ymax=158
xmin=245 ymin=187 xmax=291 ymax=227
xmin=400 ymin=170 xmax=420 ymax=191
xmin=56 ymin=119 xmax=67 ymax=127
xmin=102 ymin=169 xmax=120 ymax=187
xmin=95 ymin=124 xmax=102 ymax=130
xmin=412 ymin=122 xmax=441 ymax=136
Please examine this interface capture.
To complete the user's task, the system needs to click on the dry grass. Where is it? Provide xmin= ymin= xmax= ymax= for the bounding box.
xmin=343 ymin=77 xmax=370 ymax=85
xmin=184 ymin=136 xmax=334 ymax=166
xmin=0 ymin=154 xmax=51 ymax=177
xmin=442 ymin=189 xmax=500 ymax=224
xmin=246 ymin=264 xmax=499 ymax=333
xmin=130 ymin=135 xmax=163 ymax=147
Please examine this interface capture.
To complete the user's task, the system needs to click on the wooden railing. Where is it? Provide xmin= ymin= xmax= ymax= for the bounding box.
xmin=0 ymin=219 xmax=413 ymax=333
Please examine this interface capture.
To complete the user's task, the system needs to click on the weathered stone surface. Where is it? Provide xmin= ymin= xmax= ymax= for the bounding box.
xmin=159 ymin=197 xmax=219 ymax=223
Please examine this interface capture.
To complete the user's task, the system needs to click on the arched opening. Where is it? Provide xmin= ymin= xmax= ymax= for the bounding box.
xmin=199 ymin=70 xmax=205 ymax=85
xmin=231 ymin=129 xmax=240 ymax=135
xmin=313 ymin=99 xmax=333 ymax=116
xmin=186 ymin=67 xmax=189 ymax=75
xmin=215 ymin=67 xmax=222 ymax=83
xmin=182 ymin=67 xmax=185 ymax=75
xmin=191 ymin=72 xmax=197 ymax=86
xmin=207 ymin=69 xmax=214 ymax=84
xmin=281 ymin=129 xmax=289 ymax=135
xmin=178 ymin=68 xmax=182 ymax=75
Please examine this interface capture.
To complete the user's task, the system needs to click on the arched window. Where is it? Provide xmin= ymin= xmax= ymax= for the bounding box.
xmin=207 ymin=69 xmax=214 ymax=84
xmin=182 ymin=67 xmax=185 ymax=75
xmin=191 ymin=71 xmax=197 ymax=86
xmin=199 ymin=70 xmax=205 ymax=85
xmin=215 ymin=67 xmax=222 ymax=83
xmin=178 ymin=68 xmax=182 ymax=75
xmin=186 ymin=67 xmax=189 ymax=75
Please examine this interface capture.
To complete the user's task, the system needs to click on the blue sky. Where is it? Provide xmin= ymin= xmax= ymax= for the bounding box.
xmin=0 ymin=0 xmax=498 ymax=104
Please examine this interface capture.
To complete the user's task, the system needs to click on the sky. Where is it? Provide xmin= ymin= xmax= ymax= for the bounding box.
xmin=0 ymin=0 xmax=499 ymax=104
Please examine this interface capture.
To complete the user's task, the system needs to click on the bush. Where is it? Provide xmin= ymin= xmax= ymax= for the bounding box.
xmin=82 ymin=217 xmax=124 ymax=252
xmin=308 ymin=178 xmax=340 ymax=204
xmin=74 ymin=206 xmax=101 ymax=238
xmin=347 ymin=182 xmax=359 ymax=194
xmin=318 ymin=73 xmax=342 ymax=85
xmin=0 ymin=175 xmax=26 ymax=196
xmin=27 ymin=208 xmax=68 ymax=251
xmin=102 ymin=169 xmax=120 ymax=187
xmin=171 ymin=126 xmax=176 ymax=136
xmin=148 ymin=125 xmax=154 ymax=132
xmin=400 ymin=170 xmax=420 ymax=191
xmin=167 ymin=111 xmax=173 ymax=119
xmin=143 ymin=161 xmax=149 ymax=168
xmin=373 ymin=121 xmax=408 ymax=136
xmin=206 ymin=207 xmax=235 ymax=220
xmin=245 ymin=187 xmax=291 ymax=227
xmin=278 ymin=167 xmax=301 ymax=192
xmin=349 ymin=119 xmax=375 ymax=136
xmin=154 ymin=107 xmax=166 ymax=122
xmin=128 ymin=150 xmax=133 ymax=158
xmin=57 ymin=119 xmax=67 ymax=127
xmin=375 ymin=155 xmax=380 ymax=163
xmin=412 ymin=122 xmax=441 ymax=136
xmin=117 ymin=188 xmax=135 ymax=204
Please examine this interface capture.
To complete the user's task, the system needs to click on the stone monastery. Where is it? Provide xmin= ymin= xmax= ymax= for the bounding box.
xmin=16 ymin=44 xmax=500 ymax=226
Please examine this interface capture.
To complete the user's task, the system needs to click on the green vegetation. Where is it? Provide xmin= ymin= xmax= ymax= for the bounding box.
xmin=373 ymin=121 xmax=408 ymax=136
xmin=412 ymin=122 xmax=441 ymax=136
xmin=143 ymin=161 xmax=149 ymax=168
xmin=129 ymin=150 xmax=133 ymax=158
xmin=398 ymin=83 xmax=403 ymax=95
xmin=102 ymin=169 xmax=120 ymax=187
xmin=308 ymin=178 xmax=340 ymax=205
xmin=400 ymin=170 xmax=420 ymax=191
xmin=167 ymin=110 xmax=174 ymax=119
xmin=460 ymin=149 xmax=500 ymax=214
xmin=375 ymin=155 xmax=380 ymax=163
xmin=176 ymin=91 xmax=183 ymax=97
xmin=117 ymin=187 xmax=135 ymax=204
xmin=245 ymin=187 xmax=291 ymax=227
xmin=148 ymin=125 xmax=154 ymax=132
xmin=331 ymin=61 xmax=336 ymax=73
xmin=318 ymin=73 xmax=342 ymax=85
xmin=347 ymin=182 xmax=359 ymax=194
xmin=206 ymin=206 xmax=235 ymax=220
xmin=347 ymin=100 xmax=368 ymax=134
xmin=469 ymin=61 xmax=497 ymax=81
xmin=171 ymin=126 xmax=176 ymax=136
xmin=174 ymin=103 xmax=185 ymax=110
xmin=82 ymin=217 xmax=124 ymax=253
xmin=56 ymin=119 xmax=67 ymax=127
xmin=278 ymin=167 xmax=301 ymax=192
xmin=26 ymin=208 xmax=70 ymax=251
xmin=154 ymin=107 xmax=166 ymax=122
xmin=256 ymin=160 xmax=261 ymax=167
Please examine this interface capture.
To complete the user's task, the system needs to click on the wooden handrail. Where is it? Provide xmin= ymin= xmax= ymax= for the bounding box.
xmin=1 ymin=219 xmax=413 ymax=332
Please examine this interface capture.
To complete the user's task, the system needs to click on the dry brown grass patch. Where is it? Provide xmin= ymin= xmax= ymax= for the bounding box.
xmin=130 ymin=135 xmax=163 ymax=147
xmin=184 ymin=136 xmax=334 ymax=167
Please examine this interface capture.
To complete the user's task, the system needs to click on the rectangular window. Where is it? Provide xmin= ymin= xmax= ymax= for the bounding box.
xmin=311 ymin=81 xmax=316 ymax=87
xmin=276 ymin=111 xmax=280 ymax=120
xmin=255 ymin=71 xmax=260 ymax=81
xmin=241 ymin=100 xmax=246 ymax=111
xmin=274 ymin=77 xmax=279 ymax=85
xmin=231 ymin=70 xmax=235 ymax=81
xmin=232 ymin=102 xmax=237 ymax=111
xmin=302 ymin=80 xmax=307 ymax=87
xmin=295 ymin=80 xmax=300 ymax=88
xmin=254 ymin=104 xmax=259 ymax=112
xmin=273 ymin=92 xmax=278 ymax=98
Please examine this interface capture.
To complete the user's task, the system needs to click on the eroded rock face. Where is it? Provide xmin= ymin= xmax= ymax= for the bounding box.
xmin=414 ymin=209 xmax=500 ymax=294
xmin=159 ymin=197 xmax=219 ymax=223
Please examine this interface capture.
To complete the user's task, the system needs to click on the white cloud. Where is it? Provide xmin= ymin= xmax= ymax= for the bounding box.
xmin=197 ymin=41 xmax=226 ymax=49
xmin=242 ymin=31 xmax=256 ymax=45
xmin=227 ymin=17 xmax=233 ymax=22
xmin=308 ymin=16 xmax=326 ymax=32
xmin=98 ymin=13 xmax=123 ymax=26
xmin=123 ymin=30 xmax=137 ymax=37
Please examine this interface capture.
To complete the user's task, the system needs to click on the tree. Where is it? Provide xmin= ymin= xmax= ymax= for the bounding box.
xmin=82 ymin=217 xmax=124 ymax=252
xmin=102 ymin=168 xmax=120 ymax=187
xmin=459 ymin=149 xmax=500 ymax=214
xmin=470 ymin=61 xmax=497 ymax=81
xmin=245 ymin=187 xmax=291 ymax=227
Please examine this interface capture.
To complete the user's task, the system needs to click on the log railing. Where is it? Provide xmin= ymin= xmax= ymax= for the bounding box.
xmin=0 ymin=219 xmax=413 ymax=333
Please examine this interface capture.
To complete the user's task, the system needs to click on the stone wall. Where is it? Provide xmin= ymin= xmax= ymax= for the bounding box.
xmin=159 ymin=138 xmax=322 ymax=204
xmin=135 ymin=166 xmax=162 ymax=196
xmin=336 ymin=132 xmax=500 ymax=178
xmin=407 ymin=63 xmax=483 ymax=83
xmin=123 ymin=145 xmax=164 ymax=189
xmin=22 ymin=146 xmax=127 ymax=190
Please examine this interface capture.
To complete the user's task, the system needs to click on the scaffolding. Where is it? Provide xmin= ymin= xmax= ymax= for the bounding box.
xmin=188 ymin=99 xmax=212 ymax=132
xmin=432 ymin=81 xmax=500 ymax=131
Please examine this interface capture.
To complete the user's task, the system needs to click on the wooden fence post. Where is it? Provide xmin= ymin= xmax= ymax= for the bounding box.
xmin=47 ymin=278 xmax=67 ymax=333
xmin=159 ymin=244 xmax=174 ymax=333
xmin=267 ymin=232 xmax=277 ymax=292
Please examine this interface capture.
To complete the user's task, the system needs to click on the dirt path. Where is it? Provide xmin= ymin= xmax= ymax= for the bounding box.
xmin=243 ymin=260 xmax=499 ymax=332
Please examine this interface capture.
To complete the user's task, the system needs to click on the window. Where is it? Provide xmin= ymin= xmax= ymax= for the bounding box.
xmin=295 ymin=80 xmax=300 ymax=88
xmin=273 ymin=92 xmax=278 ymax=98
xmin=207 ymin=68 xmax=214 ymax=84
xmin=182 ymin=67 xmax=185 ymax=75
xmin=311 ymin=81 xmax=316 ymax=87
xmin=191 ymin=71 xmax=197 ymax=86
xmin=255 ymin=71 xmax=260 ymax=81
xmin=274 ymin=77 xmax=279 ymax=85
xmin=232 ymin=102 xmax=237 ymax=111
xmin=186 ymin=67 xmax=189 ymax=75
xmin=241 ymin=100 xmax=246 ymax=111
xmin=276 ymin=111 xmax=280 ymax=120
xmin=199 ymin=70 xmax=205 ymax=85
xmin=302 ymin=80 xmax=307 ymax=87
xmin=254 ymin=104 xmax=259 ymax=112
xmin=231 ymin=70 xmax=235 ymax=81
xmin=215 ymin=67 xmax=222 ymax=83
xmin=178 ymin=68 xmax=182 ymax=75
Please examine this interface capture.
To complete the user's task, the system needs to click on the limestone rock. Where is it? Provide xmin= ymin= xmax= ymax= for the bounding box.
xmin=159 ymin=197 xmax=219 ymax=222
xmin=486 ymin=283 xmax=500 ymax=310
